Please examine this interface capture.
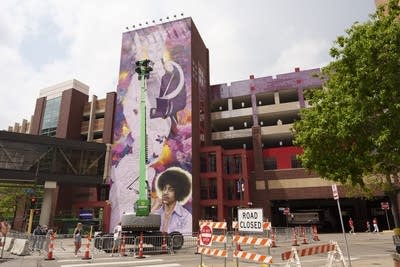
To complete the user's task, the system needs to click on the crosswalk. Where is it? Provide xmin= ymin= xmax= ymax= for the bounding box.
xmin=58 ymin=258 xmax=182 ymax=267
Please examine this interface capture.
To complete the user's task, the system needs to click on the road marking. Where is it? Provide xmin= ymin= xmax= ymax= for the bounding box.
xmin=61 ymin=259 xmax=162 ymax=267
xmin=58 ymin=257 xmax=137 ymax=263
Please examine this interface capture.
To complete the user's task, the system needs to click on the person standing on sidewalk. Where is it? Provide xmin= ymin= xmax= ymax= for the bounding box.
xmin=111 ymin=222 xmax=122 ymax=257
xmin=366 ymin=220 xmax=371 ymax=232
xmin=373 ymin=217 xmax=379 ymax=233
xmin=73 ymin=223 xmax=83 ymax=257
xmin=349 ymin=218 xmax=355 ymax=234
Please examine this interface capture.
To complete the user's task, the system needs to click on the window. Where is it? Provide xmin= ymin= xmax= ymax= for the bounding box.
xmin=264 ymin=157 xmax=277 ymax=170
xmin=200 ymin=178 xmax=217 ymax=200
xmin=200 ymin=153 xmax=217 ymax=173
xmin=291 ymin=155 xmax=302 ymax=168
xmin=40 ymin=97 xmax=61 ymax=136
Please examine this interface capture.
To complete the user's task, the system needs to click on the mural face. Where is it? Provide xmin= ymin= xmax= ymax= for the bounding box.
xmin=110 ymin=18 xmax=192 ymax=234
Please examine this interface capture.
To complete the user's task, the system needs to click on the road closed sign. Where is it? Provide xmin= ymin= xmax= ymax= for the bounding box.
xmin=199 ymin=224 xmax=213 ymax=246
xmin=238 ymin=208 xmax=263 ymax=232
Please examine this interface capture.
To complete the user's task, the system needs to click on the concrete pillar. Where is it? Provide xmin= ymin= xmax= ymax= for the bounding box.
xmin=87 ymin=95 xmax=97 ymax=142
xmin=39 ymin=181 xmax=57 ymax=226
xmin=274 ymin=91 xmax=280 ymax=104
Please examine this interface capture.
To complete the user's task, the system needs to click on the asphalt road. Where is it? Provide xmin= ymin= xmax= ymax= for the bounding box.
xmin=0 ymin=232 xmax=396 ymax=267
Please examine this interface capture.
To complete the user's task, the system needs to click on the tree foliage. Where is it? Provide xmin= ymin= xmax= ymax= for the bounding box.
xmin=0 ymin=184 xmax=29 ymax=222
xmin=293 ymin=0 xmax=400 ymax=226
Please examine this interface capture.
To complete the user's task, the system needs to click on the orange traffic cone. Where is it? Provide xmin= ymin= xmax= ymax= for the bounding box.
xmin=45 ymin=233 xmax=55 ymax=260
xmin=120 ymin=234 xmax=127 ymax=257
xmin=161 ymin=232 xmax=167 ymax=254
xmin=194 ymin=233 xmax=200 ymax=254
xmin=312 ymin=225 xmax=320 ymax=241
xmin=291 ymin=228 xmax=299 ymax=246
xmin=81 ymin=237 xmax=92 ymax=260
xmin=136 ymin=232 xmax=145 ymax=259
xmin=271 ymin=228 xmax=277 ymax=248
xmin=301 ymin=226 xmax=308 ymax=244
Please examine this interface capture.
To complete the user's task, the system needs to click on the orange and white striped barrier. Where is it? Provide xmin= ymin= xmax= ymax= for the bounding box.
xmin=200 ymin=221 xmax=227 ymax=229
xmin=282 ymin=241 xmax=346 ymax=267
xmin=198 ymin=221 xmax=228 ymax=267
xmin=82 ymin=237 xmax=92 ymax=260
xmin=312 ymin=225 xmax=320 ymax=241
xmin=232 ymin=235 xmax=272 ymax=247
xmin=233 ymin=250 xmax=273 ymax=264
xmin=45 ymin=233 xmax=55 ymax=261
xmin=198 ymin=247 xmax=227 ymax=257
xmin=232 ymin=221 xmax=271 ymax=230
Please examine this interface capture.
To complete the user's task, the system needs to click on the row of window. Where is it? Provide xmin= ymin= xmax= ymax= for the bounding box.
xmin=200 ymin=152 xmax=303 ymax=173
xmin=200 ymin=178 xmax=245 ymax=201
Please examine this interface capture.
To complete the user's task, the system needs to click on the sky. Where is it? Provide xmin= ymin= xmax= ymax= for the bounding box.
xmin=0 ymin=0 xmax=376 ymax=129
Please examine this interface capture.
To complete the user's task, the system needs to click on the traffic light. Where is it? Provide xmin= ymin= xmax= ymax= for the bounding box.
xmin=34 ymin=209 xmax=40 ymax=216
xmin=30 ymin=197 xmax=36 ymax=209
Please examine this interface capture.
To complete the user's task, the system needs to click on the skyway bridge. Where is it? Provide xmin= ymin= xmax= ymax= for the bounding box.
xmin=0 ymin=131 xmax=106 ymax=186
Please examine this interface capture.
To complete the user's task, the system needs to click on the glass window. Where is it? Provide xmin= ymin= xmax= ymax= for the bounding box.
xmin=291 ymin=155 xmax=302 ymax=168
xmin=40 ymin=97 xmax=61 ymax=136
xmin=264 ymin=157 xmax=277 ymax=170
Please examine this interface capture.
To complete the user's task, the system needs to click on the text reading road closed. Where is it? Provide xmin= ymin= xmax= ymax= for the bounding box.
xmin=238 ymin=208 xmax=263 ymax=232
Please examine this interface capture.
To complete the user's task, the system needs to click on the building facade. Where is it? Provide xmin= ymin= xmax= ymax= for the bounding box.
xmin=10 ymin=16 xmax=393 ymax=233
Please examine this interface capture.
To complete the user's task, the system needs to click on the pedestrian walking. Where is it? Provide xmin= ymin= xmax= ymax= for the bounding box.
xmin=73 ymin=223 xmax=83 ymax=257
xmin=373 ymin=217 xmax=379 ymax=233
xmin=32 ymin=225 xmax=42 ymax=251
xmin=349 ymin=218 xmax=355 ymax=234
xmin=111 ymin=222 xmax=122 ymax=256
xmin=366 ymin=220 xmax=371 ymax=232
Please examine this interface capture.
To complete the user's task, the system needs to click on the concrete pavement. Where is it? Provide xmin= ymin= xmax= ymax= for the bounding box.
xmin=0 ymin=232 xmax=397 ymax=266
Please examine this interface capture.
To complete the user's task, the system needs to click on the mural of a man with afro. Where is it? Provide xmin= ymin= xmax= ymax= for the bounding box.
xmin=152 ymin=167 xmax=192 ymax=234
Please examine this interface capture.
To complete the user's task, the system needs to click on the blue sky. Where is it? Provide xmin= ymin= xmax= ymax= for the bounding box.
xmin=0 ymin=0 xmax=376 ymax=129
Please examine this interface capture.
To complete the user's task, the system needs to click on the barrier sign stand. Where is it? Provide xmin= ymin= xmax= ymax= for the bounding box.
xmin=332 ymin=184 xmax=351 ymax=267
xmin=381 ymin=202 xmax=391 ymax=230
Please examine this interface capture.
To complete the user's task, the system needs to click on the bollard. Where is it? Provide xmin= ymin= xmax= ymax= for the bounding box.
xmin=120 ymin=234 xmax=127 ymax=257
xmin=161 ymin=233 xmax=167 ymax=254
xmin=45 ymin=233 xmax=55 ymax=260
xmin=271 ymin=228 xmax=277 ymax=248
xmin=301 ymin=226 xmax=308 ymax=244
xmin=291 ymin=228 xmax=299 ymax=246
xmin=81 ymin=237 xmax=92 ymax=260
xmin=136 ymin=232 xmax=145 ymax=259
xmin=194 ymin=233 xmax=200 ymax=255
xmin=312 ymin=225 xmax=320 ymax=241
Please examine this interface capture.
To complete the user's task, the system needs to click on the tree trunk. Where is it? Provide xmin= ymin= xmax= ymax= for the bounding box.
xmin=389 ymin=191 xmax=400 ymax=228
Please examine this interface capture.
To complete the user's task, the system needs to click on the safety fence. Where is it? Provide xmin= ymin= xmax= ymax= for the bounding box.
xmin=0 ymin=225 xmax=321 ymax=263
xmin=281 ymin=241 xmax=347 ymax=267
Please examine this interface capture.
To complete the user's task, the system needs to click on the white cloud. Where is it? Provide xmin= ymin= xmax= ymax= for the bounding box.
xmin=0 ymin=0 xmax=375 ymax=129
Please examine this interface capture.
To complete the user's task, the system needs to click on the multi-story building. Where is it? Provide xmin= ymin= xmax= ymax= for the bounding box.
xmin=8 ymin=17 xmax=392 ymax=233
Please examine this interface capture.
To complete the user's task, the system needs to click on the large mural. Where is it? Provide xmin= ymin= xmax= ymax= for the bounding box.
xmin=110 ymin=18 xmax=192 ymax=233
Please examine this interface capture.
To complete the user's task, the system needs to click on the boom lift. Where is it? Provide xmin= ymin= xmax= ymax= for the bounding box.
xmin=118 ymin=59 xmax=184 ymax=249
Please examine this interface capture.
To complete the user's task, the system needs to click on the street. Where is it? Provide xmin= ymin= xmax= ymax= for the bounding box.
xmin=0 ymin=232 xmax=395 ymax=267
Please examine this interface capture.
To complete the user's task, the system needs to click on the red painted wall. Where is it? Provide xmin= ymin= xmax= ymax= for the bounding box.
xmin=263 ymin=146 xmax=303 ymax=169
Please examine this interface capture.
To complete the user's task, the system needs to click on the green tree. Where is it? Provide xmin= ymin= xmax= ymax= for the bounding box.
xmin=0 ymin=184 xmax=31 ymax=226
xmin=293 ymin=0 xmax=400 ymax=227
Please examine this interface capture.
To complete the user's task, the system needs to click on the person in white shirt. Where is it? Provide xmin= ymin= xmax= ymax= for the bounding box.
xmin=111 ymin=222 xmax=122 ymax=256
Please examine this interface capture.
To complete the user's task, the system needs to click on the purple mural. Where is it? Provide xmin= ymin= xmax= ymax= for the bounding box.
xmin=110 ymin=18 xmax=192 ymax=233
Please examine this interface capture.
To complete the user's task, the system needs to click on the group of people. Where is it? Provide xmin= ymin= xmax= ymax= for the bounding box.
xmin=348 ymin=217 xmax=380 ymax=234
xmin=31 ymin=224 xmax=48 ymax=251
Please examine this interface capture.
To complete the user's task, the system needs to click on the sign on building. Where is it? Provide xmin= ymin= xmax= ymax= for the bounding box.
xmin=238 ymin=208 xmax=263 ymax=232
